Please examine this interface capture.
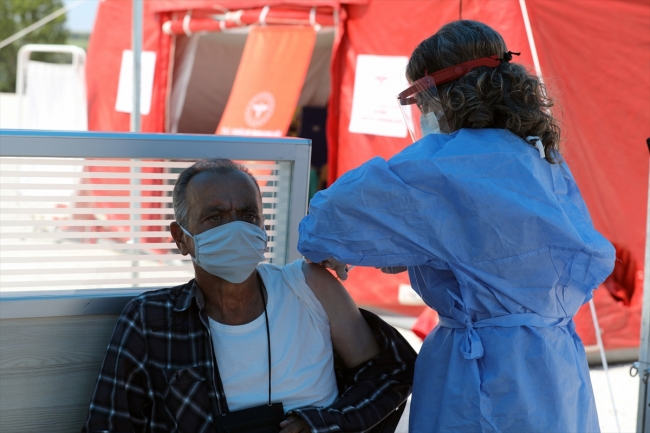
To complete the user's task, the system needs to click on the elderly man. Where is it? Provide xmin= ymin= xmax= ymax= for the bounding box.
xmin=82 ymin=158 xmax=416 ymax=433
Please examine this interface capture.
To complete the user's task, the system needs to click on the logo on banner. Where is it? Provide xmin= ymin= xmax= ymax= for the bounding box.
xmin=216 ymin=27 xmax=316 ymax=137
xmin=244 ymin=91 xmax=276 ymax=128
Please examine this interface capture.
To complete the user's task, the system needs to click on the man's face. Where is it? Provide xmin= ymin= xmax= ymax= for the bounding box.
xmin=172 ymin=170 xmax=264 ymax=259
xmin=185 ymin=170 xmax=264 ymax=236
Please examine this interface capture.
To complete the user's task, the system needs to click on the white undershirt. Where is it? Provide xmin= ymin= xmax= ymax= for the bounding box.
xmin=208 ymin=260 xmax=338 ymax=412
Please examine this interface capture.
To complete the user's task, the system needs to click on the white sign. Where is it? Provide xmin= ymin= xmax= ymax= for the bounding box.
xmin=348 ymin=55 xmax=410 ymax=138
xmin=115 ymin=50 xmax=157 ymax=115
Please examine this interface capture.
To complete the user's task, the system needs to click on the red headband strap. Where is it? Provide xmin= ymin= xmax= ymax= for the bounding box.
xmin=398 ymin=52 xmax=520 ymax=105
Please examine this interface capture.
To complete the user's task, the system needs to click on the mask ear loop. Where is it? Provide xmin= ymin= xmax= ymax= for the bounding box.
xmin=179 ymin=225 xmax=200 ymax=263
xmin=179 ymin=225 xmax=193 ymax=237
xmin=527 ymin=136 xmax=546 ymax=159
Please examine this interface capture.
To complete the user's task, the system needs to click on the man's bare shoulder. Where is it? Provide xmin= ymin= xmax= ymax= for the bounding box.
xmin=301 ymin=261 xmax=356 ymax=311
xmin=301 ymin=262 xmax=380 ymax=368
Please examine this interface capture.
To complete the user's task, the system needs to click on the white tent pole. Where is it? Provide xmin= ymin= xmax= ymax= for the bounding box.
xmin=130 ymin=0 xmax=143 ymax=286
xmin=131 ymin=0 xmax=143 ymax=133
xmin=637 ymin=139 xmax=650 ymax=432
xmin=518 ymin=0 xmax=544 ymax=84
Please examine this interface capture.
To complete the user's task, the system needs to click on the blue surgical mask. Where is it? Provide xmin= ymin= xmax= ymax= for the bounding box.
xmin=180 ymin=221 xmax=267 ymax=283
xmin=420 ymin=111 xmax=441 ymax=136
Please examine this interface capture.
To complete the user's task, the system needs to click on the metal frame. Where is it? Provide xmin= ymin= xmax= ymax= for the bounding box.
xmin=0 ymin=129 xmax=311 ymax=319
xmin=0 ymin=289 xmax=140 ymax=319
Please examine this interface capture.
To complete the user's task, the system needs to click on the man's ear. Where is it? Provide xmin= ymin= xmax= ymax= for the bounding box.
xmin=170 ymin=221 xmax=191 ymax=256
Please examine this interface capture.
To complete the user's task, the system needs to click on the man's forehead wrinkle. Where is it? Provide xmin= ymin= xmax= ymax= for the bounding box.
xmin=187 ymin=171 xmax=262 ymax=217
xmin=224 ymin=172 xmax=262 ymax=211
xmin=236 ymin=203 xmax=262 ymax=213
xmin=202 ymin=203 xmax=233 ymax=214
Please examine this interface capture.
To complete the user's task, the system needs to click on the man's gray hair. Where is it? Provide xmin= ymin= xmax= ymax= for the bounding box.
xmin=172 ymin=158 xmax=259 ymax=229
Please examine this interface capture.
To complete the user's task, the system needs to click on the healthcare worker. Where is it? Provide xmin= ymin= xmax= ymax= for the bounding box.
xmin=298 ymin=20 xmax=614 ymax=432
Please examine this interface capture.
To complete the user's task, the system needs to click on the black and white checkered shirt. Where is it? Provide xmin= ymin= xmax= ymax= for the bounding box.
xmin=81 ymin=280 xmax=416 ymax=433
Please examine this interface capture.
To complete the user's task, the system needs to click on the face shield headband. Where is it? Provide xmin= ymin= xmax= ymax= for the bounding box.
xmin=397 ymin=51 xmax=520 ymax=142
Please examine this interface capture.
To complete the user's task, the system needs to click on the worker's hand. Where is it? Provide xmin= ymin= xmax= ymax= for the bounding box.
xmin=379 ymin=266 xmax=408 ymax=274
xmin=306 ymin=256 xmax=351 ymax=281
xmin=279 ymin=415 xmax=312 ymax=433
xmin=320 ymin=257 xmax=351 ymax=281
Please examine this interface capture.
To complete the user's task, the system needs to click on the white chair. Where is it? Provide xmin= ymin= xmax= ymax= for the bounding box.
xmin=16 ymin=44 xmax=88 ymax=131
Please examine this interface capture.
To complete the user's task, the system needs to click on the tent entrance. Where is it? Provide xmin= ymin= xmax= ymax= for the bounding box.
xmin=168 ymin=27 xmax=335 ymax=135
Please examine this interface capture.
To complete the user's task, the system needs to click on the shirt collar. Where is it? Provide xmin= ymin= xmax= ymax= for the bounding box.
xmin=174 ymin=279 xmax=205 ymax=312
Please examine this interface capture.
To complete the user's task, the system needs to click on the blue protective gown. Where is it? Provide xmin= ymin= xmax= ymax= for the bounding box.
xmin=297 ymin=129 xmax=615 ymax=433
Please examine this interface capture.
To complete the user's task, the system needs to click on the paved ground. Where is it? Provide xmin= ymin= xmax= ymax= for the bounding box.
xmin=591 ymin=363 xmax=640 ymax=433
xmin=387 ymin=322 xmax=641 ymax=433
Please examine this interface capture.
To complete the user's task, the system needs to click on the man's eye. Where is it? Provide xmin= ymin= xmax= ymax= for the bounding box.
xmin=243 ymin=213 xmax=256 ymax=220
xmin=208 ymin=215 xmax=221 ymax=221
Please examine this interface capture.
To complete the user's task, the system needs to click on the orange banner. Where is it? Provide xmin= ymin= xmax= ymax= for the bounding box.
xmin=217 ymin=26 xmax=316 ymax=137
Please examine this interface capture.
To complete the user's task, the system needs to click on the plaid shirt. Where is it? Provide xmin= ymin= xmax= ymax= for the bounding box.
xmin=82 ymin=280 xmax=416 ymax=433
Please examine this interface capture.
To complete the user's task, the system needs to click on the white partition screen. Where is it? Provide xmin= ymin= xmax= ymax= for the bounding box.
xmin=0 ymin=131 xmax=310 ymax=296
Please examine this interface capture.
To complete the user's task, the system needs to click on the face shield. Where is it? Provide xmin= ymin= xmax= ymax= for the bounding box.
xmin=398 ymin=76 xmax=450 ymax=142
xmin=397 ymin=53 xmax=518 ymax=142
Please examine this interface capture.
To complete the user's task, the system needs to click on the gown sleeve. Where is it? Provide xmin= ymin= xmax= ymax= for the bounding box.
xmin=297 ymin=129 xmax=614 ymax=296
xmin=298 ymin=156 xmax=443 ymax=268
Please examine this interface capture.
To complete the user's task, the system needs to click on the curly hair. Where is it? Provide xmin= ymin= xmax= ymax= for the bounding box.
xmin=406 ymin=20 xmax=562 ymax=163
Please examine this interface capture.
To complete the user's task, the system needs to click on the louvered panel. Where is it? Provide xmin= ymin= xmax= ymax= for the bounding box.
xmin=1 ymin=157 xmax=291 ymax=292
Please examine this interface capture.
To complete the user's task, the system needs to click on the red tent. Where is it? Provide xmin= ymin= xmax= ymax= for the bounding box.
xmin=85 ymin=0 xmax=650 ymax=355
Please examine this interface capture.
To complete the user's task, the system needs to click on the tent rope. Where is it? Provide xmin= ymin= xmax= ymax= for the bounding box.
xmin=0 ymin=0 xmax=88 ymax=51
xmin=589 ymin=298 xmax=621 ymax=433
